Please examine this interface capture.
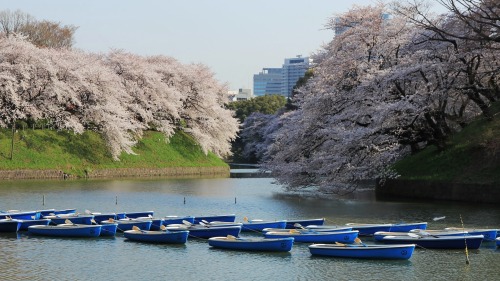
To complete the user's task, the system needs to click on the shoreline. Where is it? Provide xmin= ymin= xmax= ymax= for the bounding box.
xmin=0 ymin=166 xmax=230 ymax=180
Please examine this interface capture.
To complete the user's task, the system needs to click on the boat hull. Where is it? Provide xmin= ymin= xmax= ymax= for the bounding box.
xmin=264 ymin=230 xmax=359 ymax=243
xmin=99 ymin=223 xmax=118 ymax=236
xmin=496 ymin=237 xmax=500 ymax=247
xmin=285 ymin=218 xmax=325 ymax=229
xmin=0 ymin=219 xmax=22 ymax=232
xmin=19 ymin=219 xmax=51 ymax=231
xmin=0 ymin=211 xmax=39 ymax=220
xmin=194 ymin=214 xmax=236 ymax=224
xmin=167 ymin=225 xmax=242 ymax=239
xmin=208 ymin=237 xmax=294 ymax=252
xmin=28 ymin=224 xmax=102 ymax=237
xmin=124 ymin=230 xmax=189 ymax=244
xmin=309 ymin=244 xmax=415 ymax=259
xmin=389 ymin=222 xmax=427 ymax=232
xmin=242 ymin=220 xmax=287 ymax=232
xmin=46 ymin=215 xmax=94 ymax=225
xmin=345 ymin=224 xmax=392 ymax=236
xmin=103 ymin=219 xmax=152 ymax=232
xmin=92 ymin=213 xmax=117 ymax=224
xmin=161 ymin=216 xmax=195 ymax=225
xmin=382 ymin=234 xmax=484 ymax=249
xmin=116 ymin=211 xmax=154 ymax=219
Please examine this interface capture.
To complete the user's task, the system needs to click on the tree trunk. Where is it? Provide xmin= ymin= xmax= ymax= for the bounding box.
xmin=10 ymin=119 xmax=15 ymax=160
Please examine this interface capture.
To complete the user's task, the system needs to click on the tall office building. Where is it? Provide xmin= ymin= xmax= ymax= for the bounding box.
xmin=253 ymin=68 xmax=283 ymax=97
xmin=281 ymin=56 xmax=309 ymax=98
xmin=253 ymin=56 xmax=309 ymax=98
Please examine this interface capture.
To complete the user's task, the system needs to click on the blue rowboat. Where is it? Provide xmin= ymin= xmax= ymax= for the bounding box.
xmin=194 ymin=214 xmax=236 ymax=224
xmin=285 ymin=218 xmax=325 ymax=229
xmin=262 ymin=226 xmax=352 ymax=233
xmin=242 ymin=219 xmax=287 ymax=232
xmin=40 ymin=209 xmax=76 ymax=217
xmin=116 ymin=211 xmax=154 ymax=219
xmin=99 ymin=223 xmax=118 ymax=236
xmin=0 ymin=210 xmax=39 ymax=220
xmin=45 ymin=214 xmax=94 ymax=225
xmin=161 ymin=216 xmax=195 ymax=225
xmin=166 ymin=225 xmax=241 ymax=239
xmin=389 ymin=222 xmax=427 ymax=232
xmin=345 ymin=223 xmax=392 ymax=236
xmin=208 ymin=236 xmax=294 ymax=252
xmin=496 ymin=237 xmax=500 ymax=247
xmin=381 ymin=234 xmax=484 ymax=249
xmin=135 ymin=217 xmax=164 ymax=231
xmin=28 ymin=224 xmax=102 ymax=237
xmin=102 ymin=218 xmax=152 ymax=232
xmin=264 ymin=230 xmax=359 ymax=243
xmin=444 ymin=228 xmax=498 ymax=242
xmin=19 ymin=219 xmax=51 ymax=231
xmin=309 ymin=243 xmax=416 ymax=259
xmin=103 ymin=219 xmax=152 ymax=232
xmin=305 ymin=225 xmax=353 ymax=232
xmin=86 ymin=212 xmax=117 ymax=224
xmin=374 ymin=230 xmax=469 ymax=241
xmin=0 ymin=218 xmax=22 ymax=232
xmin=124 ymin=229 xmax=189 ymax=244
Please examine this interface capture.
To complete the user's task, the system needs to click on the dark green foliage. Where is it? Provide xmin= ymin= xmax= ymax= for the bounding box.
xmin=226 ymin=94 xmax=287 ymax=123
xmin=393 ymin=101 xmax=500 ymax=184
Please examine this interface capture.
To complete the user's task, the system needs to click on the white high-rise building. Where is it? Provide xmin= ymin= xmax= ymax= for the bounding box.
xmin=253 ymin=56 xmax=310 ymax=98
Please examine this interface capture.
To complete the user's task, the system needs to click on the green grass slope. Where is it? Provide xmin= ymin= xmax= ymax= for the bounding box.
xmin=0 ymin=129 xmax=227 ymax=177
xmin=393 ymin=102 xmax=500 ymax=184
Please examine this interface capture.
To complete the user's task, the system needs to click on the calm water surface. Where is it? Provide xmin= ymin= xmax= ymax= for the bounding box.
xmin=0 ymin=177 xmax=499 ymax=281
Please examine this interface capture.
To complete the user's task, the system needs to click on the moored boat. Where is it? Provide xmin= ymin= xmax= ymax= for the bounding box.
xmin=389 ymin=222 xmax=427 ymax=232
xmin=0 ymin=218 xmax=22 ymax=232
xmin=208 ymin=236 xmax=294 ymax=252
xmin=40 ymin=209 xmax=76 ymax=217
xmin=85 ymin=212 xmax=117 ymax=224
xmin=381 ymin=234 xmax=484 ymax=249
xmin=124 ymin=228 xmax=189 ymax=244
xmin=135 ymin=217 xmax=164 ymax=230
xmin=262 ymin=226 xmax=352 ymax=233
xmin=444 ymin=227 xmax=497 ymax=241
xmin=242 ymin=219 xmax=287 ymax=232
xmin=0 ymin=210 xmax=39 ymax=220
xmin=99 ymin=223 xmax=118 ymax=236
xmin=166 ymin=224 xmax=241 ymax=239
xmin=264 ymin=230 xmax=359 ymax=243
xmin=19 ymin=219 xmax=51 ymax=231
xmin=116 ymin=211 xmax=154 ymax=219
xmin=285 ymin=218 xmax=325 ymax=229
xmin=309 ymin=243 xmax=415 ymax=259
xmin=28 ymin=224 xmax=102 ymax=237
xmin=193 ymin=214 xmax=236 ymax=224
xmin=45 ymin=214 xmax=94 ymax=225
xmin=101 ymin=218 xmax=152 ymax=232
xmin=496 ymin=237 xmax=500 ymax=247
xmin=373 ymin=230 xmax=469 ymax=241
xmin=161 ymin=215 xmax=195 ymax=225
xmin=345 ymin=223 xmax=392 ymax=236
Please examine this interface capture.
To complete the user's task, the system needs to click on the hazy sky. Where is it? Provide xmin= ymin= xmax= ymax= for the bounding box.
xmin=0 ymin=1 xmax=445 ymax=90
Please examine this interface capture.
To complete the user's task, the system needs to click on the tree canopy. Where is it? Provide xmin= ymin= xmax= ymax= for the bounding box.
xmin=247 ymin=1 xmax=500 ymax=194
xmin=0 ymin=36 xmax=239 ymax=160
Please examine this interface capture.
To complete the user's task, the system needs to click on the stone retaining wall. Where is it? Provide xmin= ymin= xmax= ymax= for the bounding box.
xmin=375 ymin=178 xmax=500 ymax=203
xmin=0 ymin=166 xmax=229 ymax=180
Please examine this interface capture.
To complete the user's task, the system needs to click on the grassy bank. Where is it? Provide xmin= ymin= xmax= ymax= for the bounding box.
xmin=393 ymin=102 xmax=500 ymax=184
xmin=0 ymin=129 xmax=227 ymax=177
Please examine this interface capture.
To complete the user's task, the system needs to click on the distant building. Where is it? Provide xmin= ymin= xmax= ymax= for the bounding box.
xmin=253 ymin=56 xmax=309 ymax=98
xmin=228 ymin=88 xmax=253 ymax=102
xmin=253 ymin=68 xmax=283 ymax=97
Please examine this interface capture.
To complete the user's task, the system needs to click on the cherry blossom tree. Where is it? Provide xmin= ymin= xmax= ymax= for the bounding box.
xmin=0 ymin=35 xmax=238 ymax=160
